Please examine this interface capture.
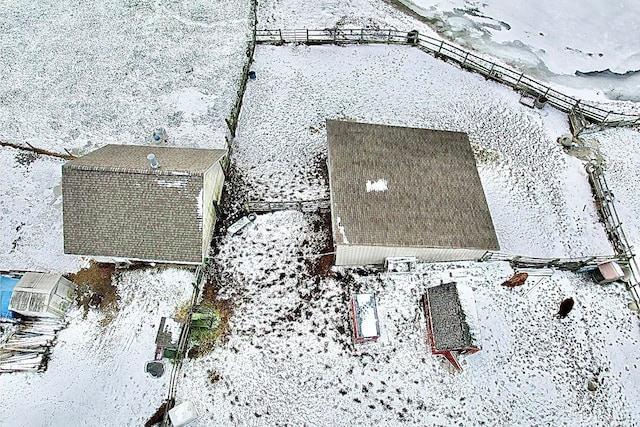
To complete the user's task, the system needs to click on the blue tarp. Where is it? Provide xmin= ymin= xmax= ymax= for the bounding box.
xmin=1 ymin=275 xmax=20 ymax=318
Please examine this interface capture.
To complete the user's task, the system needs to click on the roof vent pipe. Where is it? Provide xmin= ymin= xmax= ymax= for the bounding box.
xmin=147 ymin=153 xmax=160 ymax=169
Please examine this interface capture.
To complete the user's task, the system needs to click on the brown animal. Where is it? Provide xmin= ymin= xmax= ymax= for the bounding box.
xmin=501 ymin=272 xmax=528 ymax=289
xmin=557 ymin=297 xmax=575 ymax=319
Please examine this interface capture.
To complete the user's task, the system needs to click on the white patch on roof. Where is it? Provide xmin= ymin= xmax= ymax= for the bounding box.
xmin=196 ymin=189 xmax=203 ymax=230
xmin=456 ymin=282 xmax=481 ymax=347
xmin=155 ymin=178 xmax=188 ymax=188
xmin=337 ymin=216 xmax=349 ymax=244
xmin=366 ymin=179 xmax=388 ymax=192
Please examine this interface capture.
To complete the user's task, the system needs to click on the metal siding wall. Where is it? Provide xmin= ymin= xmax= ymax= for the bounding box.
xmin=335 ymin=245 xmax=486 ymax=266
xmin=202 ymin=163 xmax=225 ymax=259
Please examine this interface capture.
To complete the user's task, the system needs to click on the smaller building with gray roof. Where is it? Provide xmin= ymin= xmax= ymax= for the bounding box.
xmin=62 ymin=144 xmax=227 ymax=264
xmin=326 ymin=120 xmax=499 ymax=266
xmin=423 ymin=282 xmax=481 ymax=371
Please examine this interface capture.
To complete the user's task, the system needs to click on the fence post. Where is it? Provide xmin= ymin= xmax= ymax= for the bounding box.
xmin=437 ymin=40 xmax=444 ymax=54
xmin=515 ymin=72 xmax=524 ymax=87
xmin=388 ymin=29 xmax=392 ymax=43
xmin=279 ymin=29 xmax=282 ymax=43
xmin=306 ymin=29 xmax=309 ymax=43
xmin=462 ymin=52 xmax=469 ymax=66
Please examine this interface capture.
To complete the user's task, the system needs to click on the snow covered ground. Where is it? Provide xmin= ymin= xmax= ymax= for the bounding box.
xmin=169 ymin=42 xmax=640 ymax=426
xmin=258 ymin=0 xmax=436 ymax=35
xmin=2 ymin=0 xmax=640 ymax=426
xmin=596 ymin=127 xmax=640 ymax=253
xmin=0 ymin=147 xmax=80 ymax=273
xmin=398 ymin=0 xmax=640 ymax=102
xmin=0 ymin=0 xmax=252 ymax=273
xmin=234 ymin=43 xmax=611 ymax=258
xmin=0 ymin=268 xmax=195 ymax=426
xmin=0 ymin=0 xmax=251 ymax=154
xmin=181 ymin=234 xmax=640 ymax=425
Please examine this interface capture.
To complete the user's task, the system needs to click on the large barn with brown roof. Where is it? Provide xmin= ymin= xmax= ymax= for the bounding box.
xmin=326 ymin=120 xmax=499 ymax=266
xmin=62 ymin=144 xmax=227 ymax=265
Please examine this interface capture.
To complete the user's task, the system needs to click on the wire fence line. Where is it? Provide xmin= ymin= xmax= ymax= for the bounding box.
xmin=255 ymin=28 xmax=640 ymax=129
xmin=223 ymin=0 xmax=259 ymax=166
xmin=0 ymin=140 xmax=75 ymax=160
xmin=480 ymin=251 xmax=618 ymax=271
xmin=585 ymin=162 xmax=640 ymax=306
xmin=243 ymin=26 xmax=640 ymax=303
xmin=161 ymin=266 xmax=206 ymax=426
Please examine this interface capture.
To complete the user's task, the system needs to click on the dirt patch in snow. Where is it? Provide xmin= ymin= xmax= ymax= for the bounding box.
xmin=69 ymin=262 xmax=119 ymax=322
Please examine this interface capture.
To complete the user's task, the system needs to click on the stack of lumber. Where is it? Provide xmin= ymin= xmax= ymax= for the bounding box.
xmin=0 ymin=318 xmax=66 ymax=373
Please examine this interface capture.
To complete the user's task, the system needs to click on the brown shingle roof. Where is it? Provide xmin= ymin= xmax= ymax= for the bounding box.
xmin=66 ymin=144 xmax=226 ymax=175
xmin=326 ymin=120 xmax=499 ymax=250
xmin=62 ymin=144 xmax=226 ymax=263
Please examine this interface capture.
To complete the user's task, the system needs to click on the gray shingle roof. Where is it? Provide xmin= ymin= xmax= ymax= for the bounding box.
xmin=62 ymin=144 xmax=226 ymax=263
xmin=326 ymin=120 xmax=499 ymax=250
xmin=424 ymin=282 xmax=477 ymax=351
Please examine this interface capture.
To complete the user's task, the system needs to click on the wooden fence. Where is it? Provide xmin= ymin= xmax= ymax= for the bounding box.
xmin=255 ymin=28 xmax=640 ymax=129
xmin=480 ymin=251 xmax=618 ymax=271
xmin=246 ymin=198 xmax=330 ymax=214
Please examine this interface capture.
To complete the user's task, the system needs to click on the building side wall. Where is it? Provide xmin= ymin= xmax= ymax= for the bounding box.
xmin=335 ymin=245 xmax=487 ymax=266
xmin=54 ymin=277 xmax=75 ymax=300
xmin=201 ymin=160 xmax=226 ymax=259
xmin=9 ymin=309 xmax=59 ymax=318
xmin=63 ymin=168 xmax=202 ymax=263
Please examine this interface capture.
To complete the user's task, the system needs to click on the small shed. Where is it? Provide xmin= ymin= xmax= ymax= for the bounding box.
xmin=326 ymin=120 xmax=499 ymax=266
xmin=62 ymin=144 xmax=227 ymax=264
xmin=423 ymin=282 xmax=481 ymax=371
xmin=8 ymin=273 xmax=75 ymax=318
xmin=350 ymin=293 xmax=381 ymax=342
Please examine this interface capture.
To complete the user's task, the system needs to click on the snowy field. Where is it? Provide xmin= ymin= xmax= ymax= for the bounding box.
xmin=173 ymin=43 xmax=640 ymax=425
xmin=597 ymin=127 xmax=640 ymax=255
xmin=258 ymin=0 xmax=436 ymax=36
xmin=233 ymin=44 xmax=611 ymax=258
xmin=399 ymin=0 xmax=640 ymax=102
xmin=0 ymin=0 xmax=251 ymax=154
xmin=2 ymin=0 xmax=640 ymax=426
xmin=180 ymin=224 xmax=640 ymax=425
xmin=0 ymin=0 xmax=252 ymax=273
xmin=0 ymin=147 xmax=79 ymax=272
xmin=257 ymin=0 xmax=640 ymax=106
